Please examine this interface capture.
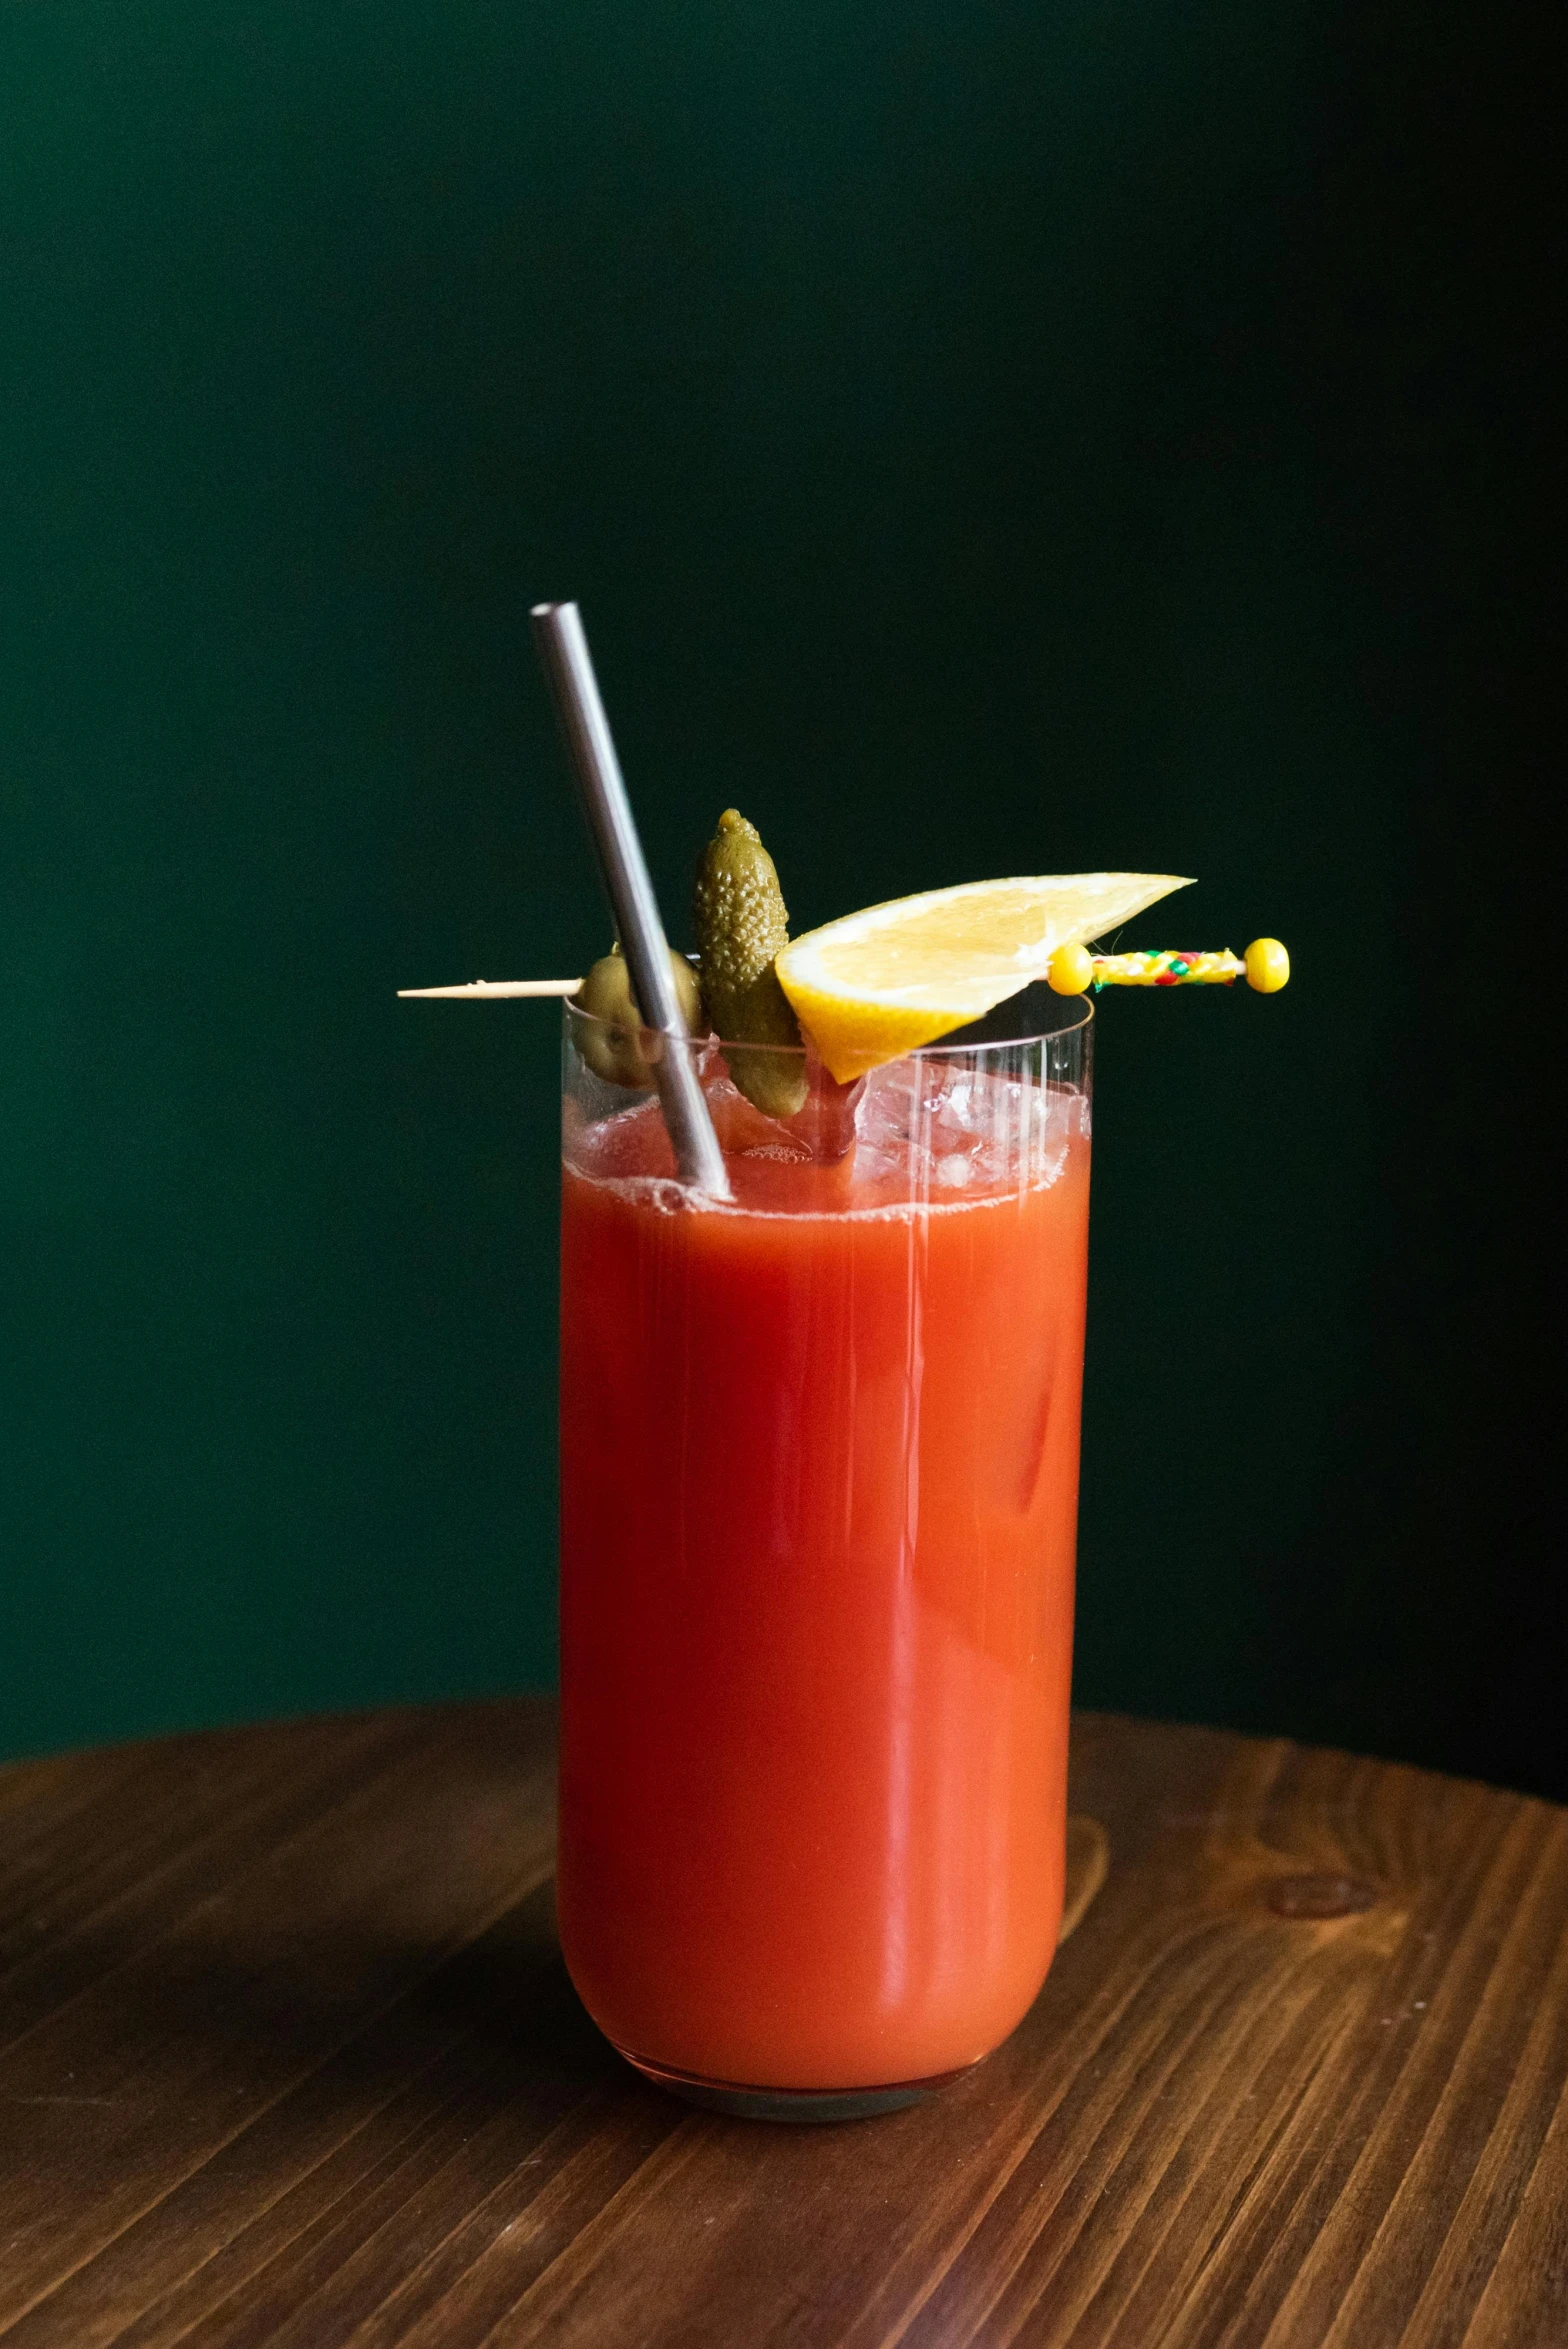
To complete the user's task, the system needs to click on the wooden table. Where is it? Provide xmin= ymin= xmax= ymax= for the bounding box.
xmin=3 ymin=1704 xmax=1566 ymax=2347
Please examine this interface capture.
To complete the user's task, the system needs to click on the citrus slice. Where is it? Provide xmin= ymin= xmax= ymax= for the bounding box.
xmin=775 ymin=872 xmax=1193 ymax=1080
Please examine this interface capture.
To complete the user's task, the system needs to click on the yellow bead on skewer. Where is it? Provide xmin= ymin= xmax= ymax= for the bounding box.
xmin=1046 ymin=939 xmax=1289 ymax=995
xmin=1243 ymin=937 xmax=1290 ymax=992
xmin=1046 ymin=942 xmax=1097 ymax=995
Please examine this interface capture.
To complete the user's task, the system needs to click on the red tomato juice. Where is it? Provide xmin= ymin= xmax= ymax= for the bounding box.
xmin=557 ymin=1063 xmax=1090 ymax=2091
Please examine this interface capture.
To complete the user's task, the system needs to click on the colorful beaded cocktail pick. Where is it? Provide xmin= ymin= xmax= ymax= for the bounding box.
xmin=1046 ymin=939 xmax=1290 ymax=995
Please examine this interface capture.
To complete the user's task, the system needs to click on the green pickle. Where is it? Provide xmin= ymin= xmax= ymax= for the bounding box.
xmin=692 ymin=808 xmax=808 ymax=1120
xmin=573 ymin=946 xmax=703 ymax=1090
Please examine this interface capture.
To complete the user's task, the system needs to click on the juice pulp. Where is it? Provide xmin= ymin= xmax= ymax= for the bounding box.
xmin=557 ymin=1061 xmax=1090 ymax=2091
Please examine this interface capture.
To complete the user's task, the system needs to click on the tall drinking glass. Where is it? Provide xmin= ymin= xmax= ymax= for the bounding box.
xmin=557 ymin=986 xmax=1093 ymax=2120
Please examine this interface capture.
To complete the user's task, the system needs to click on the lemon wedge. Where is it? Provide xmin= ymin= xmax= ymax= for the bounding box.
xmin=775 ymin=872 xmax=1193 ymax=1080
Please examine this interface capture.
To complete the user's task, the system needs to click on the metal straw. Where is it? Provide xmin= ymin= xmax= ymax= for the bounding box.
xmin=530 ymin=602 xmax=731 ymax=1201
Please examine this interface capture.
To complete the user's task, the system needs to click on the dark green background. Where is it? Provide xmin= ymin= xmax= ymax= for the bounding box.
xmin=3 ymin=3 xmax=1556 ymax=1784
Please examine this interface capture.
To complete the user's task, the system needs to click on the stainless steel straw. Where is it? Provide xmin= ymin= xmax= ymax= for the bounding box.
xmin=530 ymin=602 xmax=731 ymax=1201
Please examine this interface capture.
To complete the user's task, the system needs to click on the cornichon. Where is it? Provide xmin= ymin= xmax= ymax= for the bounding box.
xmin=572 ymin=946 xmax=704 ymax=1090
xmin=692 ymin=809 xmax=808 ymax=1119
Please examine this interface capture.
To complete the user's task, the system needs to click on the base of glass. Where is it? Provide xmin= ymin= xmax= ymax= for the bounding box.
xmin=617 ymin=2048 xmax=984 ymax=2123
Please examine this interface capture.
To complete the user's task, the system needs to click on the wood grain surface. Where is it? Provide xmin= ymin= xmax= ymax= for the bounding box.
xmin=3 ymin=1702 xmax=1566 ymax=2347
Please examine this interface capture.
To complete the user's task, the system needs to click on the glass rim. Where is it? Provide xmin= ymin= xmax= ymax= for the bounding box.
xmin=562 ymin=990 xmax=1093 ymax=1062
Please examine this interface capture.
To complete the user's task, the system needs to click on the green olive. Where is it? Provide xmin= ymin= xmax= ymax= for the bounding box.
xmin=572 ymin=947 xmax=704 ymax=1089
xmin=691 ymin=809 xmax=807 ymax=1119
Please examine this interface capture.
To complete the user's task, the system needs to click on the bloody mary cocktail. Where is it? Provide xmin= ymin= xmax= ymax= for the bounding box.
xmin=557 ymin=1001 xmax=1091 ymax=2115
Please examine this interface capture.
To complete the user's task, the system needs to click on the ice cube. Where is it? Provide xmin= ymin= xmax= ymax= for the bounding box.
xmin=853 ymin=1060 xmax=1083 ymax=1194
xmin=699 ymin=1050 xmax=863 ymax=1167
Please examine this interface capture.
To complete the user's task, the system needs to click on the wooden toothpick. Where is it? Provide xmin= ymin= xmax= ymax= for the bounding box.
xmin=396 ymin=977 xmax=583 ymax=999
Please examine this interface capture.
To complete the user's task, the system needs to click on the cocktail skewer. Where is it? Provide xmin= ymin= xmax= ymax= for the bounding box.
xmin=529 ymin=602 xmax=731 ymax=1200
xmin=399 ymin=939 xmax=1291 ymax=1004
xmin=1048 ymin=939 xmax=1289 ymax=994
